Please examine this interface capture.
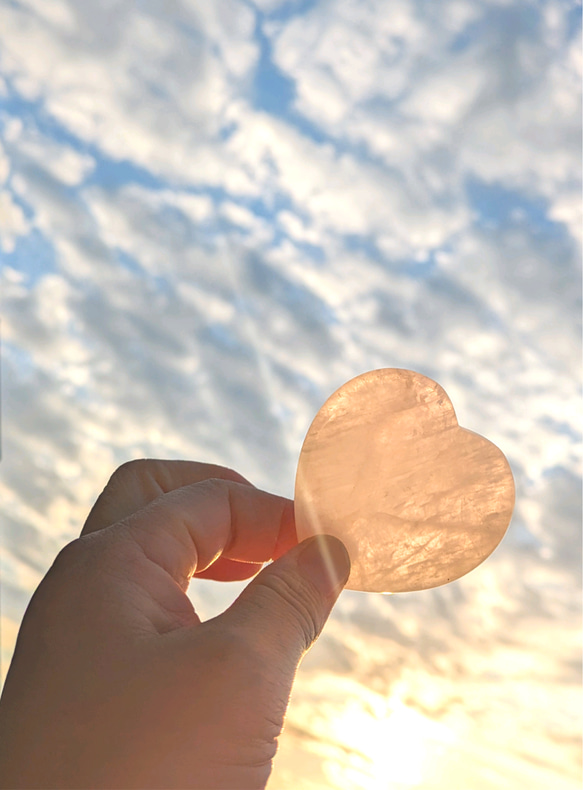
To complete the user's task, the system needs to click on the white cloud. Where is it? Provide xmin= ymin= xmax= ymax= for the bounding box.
xmin=225 ymin=105 xmax=471 ymax=255
xmin=251 ymin=0 xmax=294 ymax=11
xmin=277 ymin=210 xmax=322 ymax=246
xmin=0 ymin=141 xmax=9 ymax=184
xmin=0 ymin=0 xmax=259 ymax=185
xmin=0 ymin=189 xmax=29 ymax=252
xmin=7 ymin=126 xmax=95 ymax=186
xmin=219 ymin=199 xmax=271 ymax=237
xmin=550 ymin=190 xmax=582 ymax=244
xmin=1 ymin=1 xmax=580 ymax=784
xmin=15 ymin=0 xmax=77 ymax=33
xmin=268 ymin=0 xmax=581 ymax=255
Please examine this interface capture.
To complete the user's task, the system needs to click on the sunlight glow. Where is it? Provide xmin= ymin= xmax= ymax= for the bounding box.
xmin=324 ymin=696 xmax=456 ymax=789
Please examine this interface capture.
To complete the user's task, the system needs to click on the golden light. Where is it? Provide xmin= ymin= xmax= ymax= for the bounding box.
xmin=323 ymin=695 xmax=455 ymax=789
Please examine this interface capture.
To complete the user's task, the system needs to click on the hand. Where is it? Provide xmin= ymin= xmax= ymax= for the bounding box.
xmin=0 ymin=460 xmax=350 ymax=789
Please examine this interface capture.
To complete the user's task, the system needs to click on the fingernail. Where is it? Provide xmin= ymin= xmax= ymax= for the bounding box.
xmin=297 ymin=535 xmax=351 ymax=598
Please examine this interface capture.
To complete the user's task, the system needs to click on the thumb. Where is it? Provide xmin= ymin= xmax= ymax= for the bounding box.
xmin=219 ymin=535 xmax=351 ymax=666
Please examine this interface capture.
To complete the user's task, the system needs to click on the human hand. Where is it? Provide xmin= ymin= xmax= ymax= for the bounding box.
xmin=0 ymin=460 xmax=350 ymax=789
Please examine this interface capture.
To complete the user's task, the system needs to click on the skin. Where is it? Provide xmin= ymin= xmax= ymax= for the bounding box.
xmin=0 ymin=460 xmax=350 ymax=789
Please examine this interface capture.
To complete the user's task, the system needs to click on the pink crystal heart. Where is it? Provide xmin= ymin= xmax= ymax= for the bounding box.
xmin=294 ymin=369 xmax=515 ymax=593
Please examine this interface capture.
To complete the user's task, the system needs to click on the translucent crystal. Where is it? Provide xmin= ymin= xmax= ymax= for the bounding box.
xmin=295 ymin=369 xmax=515 ymax=593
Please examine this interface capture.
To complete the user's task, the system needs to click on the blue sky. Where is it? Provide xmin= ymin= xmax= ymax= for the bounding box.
xmin=0 ymin=1 xmax=581 ymax=787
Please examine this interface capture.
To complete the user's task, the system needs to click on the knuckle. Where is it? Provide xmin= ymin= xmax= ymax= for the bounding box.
xmin=51 ymin=536 xmax=89 ymax=571
xmin=197 ymin=477 xmax=227 ymax=495
xmin=194 ymin=477 xmax=231 ymax=514
xmin=29 ymin=538 xmax=91 ymax=619
xmin=109 ymin=458 xmax=151 ymax=486
xmin=52 ymin=532 xmax=128 ymax=581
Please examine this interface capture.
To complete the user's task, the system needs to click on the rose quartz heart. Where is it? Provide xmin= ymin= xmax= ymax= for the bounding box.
xmin=295 ymin=369 xmax=515 ymax=593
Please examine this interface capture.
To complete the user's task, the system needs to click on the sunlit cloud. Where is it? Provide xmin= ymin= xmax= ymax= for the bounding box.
xmin=1 ymin=0 xmax=581 ymax=786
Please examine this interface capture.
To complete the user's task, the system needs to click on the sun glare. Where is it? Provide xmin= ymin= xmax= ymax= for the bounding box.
xmin=324 ymin=696 xmax=455 ymax=790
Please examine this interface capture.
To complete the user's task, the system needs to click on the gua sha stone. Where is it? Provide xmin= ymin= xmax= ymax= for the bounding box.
xmin=294 ymin=369 xmax=515 ymax=593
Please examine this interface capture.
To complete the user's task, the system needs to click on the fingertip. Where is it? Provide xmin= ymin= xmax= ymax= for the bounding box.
xmin=194 ymin=558 xmax=264 ymax=582
xmin=272 ymin=499 xmax=297 ymax=560
xmin=296 ymin=535 xmax=351 ymax=599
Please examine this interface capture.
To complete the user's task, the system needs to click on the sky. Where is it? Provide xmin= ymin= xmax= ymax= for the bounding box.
xmin=0 ymin=0 xmax=581 ymax=788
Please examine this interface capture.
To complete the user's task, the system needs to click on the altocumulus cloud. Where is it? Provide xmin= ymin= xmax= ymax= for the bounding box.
xmin=0 ymin=1 xmax=581 ymax=788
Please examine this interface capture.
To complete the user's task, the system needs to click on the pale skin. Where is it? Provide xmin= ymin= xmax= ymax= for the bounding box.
xmin=0 ymin=460 xmax=351 ymax=789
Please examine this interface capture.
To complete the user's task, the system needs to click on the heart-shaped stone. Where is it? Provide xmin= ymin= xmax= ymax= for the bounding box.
xmin=295 ymin=369 xmax=515 ymax=593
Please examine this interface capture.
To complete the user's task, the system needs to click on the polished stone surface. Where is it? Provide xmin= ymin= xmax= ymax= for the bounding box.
xmin=295 ymin=369 xmax=515 ymax=592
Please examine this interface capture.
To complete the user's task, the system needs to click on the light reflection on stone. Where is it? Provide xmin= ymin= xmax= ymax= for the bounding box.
xmin=295 ymin=369 xmax=515 ymax=592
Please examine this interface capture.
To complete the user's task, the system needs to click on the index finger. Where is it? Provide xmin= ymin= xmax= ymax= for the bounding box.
xmin=121 ymin=479 xmax=296 ymax=586
xmin=82 ymin=460 xmax=252 ymax=536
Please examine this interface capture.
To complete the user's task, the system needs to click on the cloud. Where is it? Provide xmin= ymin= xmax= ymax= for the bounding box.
xmin=1 ymin=1 xmax=581 ymax=785
xmin=267 ymin=0 xmax=581 ymax=247
xmin=0 ymin=189 xmax=29 ymax=252
xmin=0 ymin=0 xmax=259 ymax=187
